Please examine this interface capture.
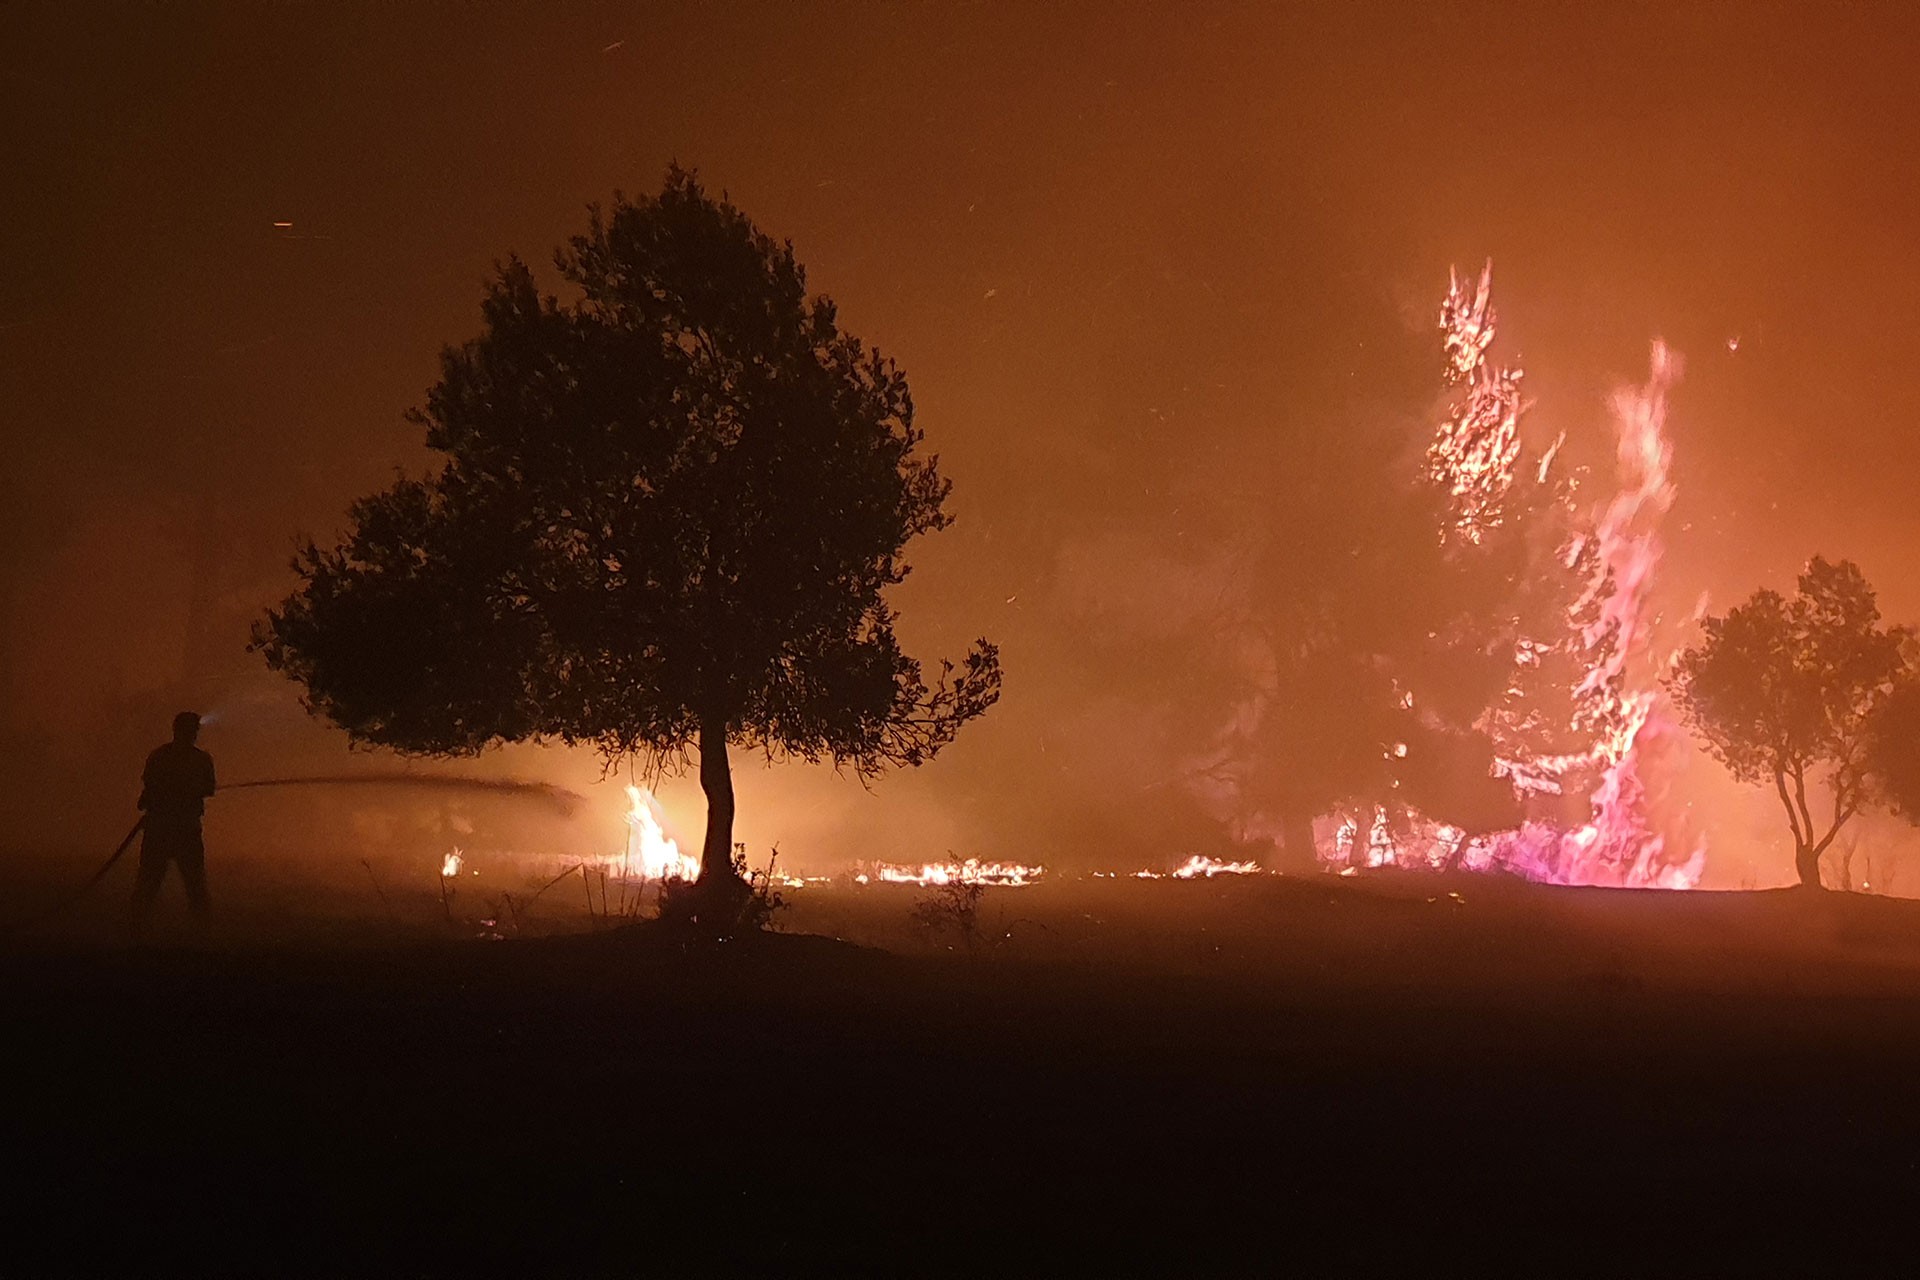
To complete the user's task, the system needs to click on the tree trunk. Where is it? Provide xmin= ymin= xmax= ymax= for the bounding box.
xmin=1793 ymin=841 xmax=1823 ymax=890
xmin=697 ymin=717 xmax=739 ymax=887
xmin=1278 ymin=809 xmax=1319 ymax=875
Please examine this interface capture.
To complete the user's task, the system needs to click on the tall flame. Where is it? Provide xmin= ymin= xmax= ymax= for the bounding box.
xmin=622 ymin=785 xmax=700 ymax=881
xmin=1492 ymin=342 xmax=1702 ymax=887
xmin=1321 ymin=273 xmax=1705 ymax=890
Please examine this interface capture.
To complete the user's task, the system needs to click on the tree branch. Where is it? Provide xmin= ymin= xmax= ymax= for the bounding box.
xmin=1773 ymin=769 xmax=1806 ymax=849
xmin=1791 ymin=763 xmax=1818 ymax=853
xmin=1810 ymin=765 xmax=1859 ymax=859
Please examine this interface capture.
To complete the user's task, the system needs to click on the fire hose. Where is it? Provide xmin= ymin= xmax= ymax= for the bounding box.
xmin=7 ymin=816 xmax=146 ymax=936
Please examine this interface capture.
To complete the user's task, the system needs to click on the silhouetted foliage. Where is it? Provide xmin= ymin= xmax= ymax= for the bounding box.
xmin=1223 ymin=455 xmax=1521 ymax=869
xmin=1670 ymin=557 xmax=1913 ymax=888
xmin=1206 ymin=318 xmax=1571 ymax=870
xmin=255 ymin=168 xmax=1001 ymax=894
xmin=910 ymin=879 xmax=989 ymax=954
xmin=1865 ymin=676 xmax=1920 ymax=824
xmin=657 ymin=845 xmax=786 ymax=938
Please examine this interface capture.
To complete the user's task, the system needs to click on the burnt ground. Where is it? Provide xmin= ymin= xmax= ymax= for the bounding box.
xmin=4 ymin=869 xmax=1920 ymax=1274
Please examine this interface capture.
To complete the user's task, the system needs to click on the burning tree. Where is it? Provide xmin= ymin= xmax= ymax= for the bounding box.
xmin=1867 ymin=679 xmax=1920 ymax=825
xmin=1478 ymin=342 xmax=1705 ymax=887
xmin=1210 ymin=265 xmax=1702 ymax=885
xmin=1212 ymin=379 xmax=1522 ymax=872
xmin=1430 ymin=262 xmax=1526 ymax=547
xmin=1220 ymin=265 xmax=1595 ymax=871
xmin=1671 ymin=557 xmax=1913 ymax=889
xmin=254 ymin=167 xmax=1001 ymax=907
xmin=1429 ymin=265 xmax=1600 ymax=817
xmin=1373 ymin=276 xmax=1708 ymax=887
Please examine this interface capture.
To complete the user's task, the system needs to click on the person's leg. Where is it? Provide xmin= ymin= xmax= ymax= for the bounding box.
xmin=129 ymin=831 xmax=171 ymax=934
xmin=177 ymin=831 xmax=211 ymax=921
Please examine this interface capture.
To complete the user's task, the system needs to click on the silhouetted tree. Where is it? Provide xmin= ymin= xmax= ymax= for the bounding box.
xmin=1670 ymin=557 xmax=1911 ymax=888
xmin=1865 ymin=676 xmax=1920 ymax=824
xmin=255 ymin=168 xmax=1001 ymax=901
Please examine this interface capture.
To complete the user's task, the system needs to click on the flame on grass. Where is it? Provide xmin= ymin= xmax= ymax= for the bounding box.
xmin=869 ymin=859 xmax=1045 ymax=887
xmin=617 ymin=785 xmax=700 ymax=881
xmin=771 ymin=872 xmax=836 ymax=890
xmin=1134 ymin=855 xmax=1262 ymax=879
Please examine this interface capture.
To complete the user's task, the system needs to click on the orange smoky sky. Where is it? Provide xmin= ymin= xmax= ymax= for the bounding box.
xmin=5 ymin=2 xmax=1920 ymax=882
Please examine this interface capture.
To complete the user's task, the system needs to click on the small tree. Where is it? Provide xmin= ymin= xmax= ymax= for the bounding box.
xmin=1670 ymin=557 xmax=1911 ymax=888
xmin=255 ymin=168 xmax=1001 ymax=901
xmin=1866 ymin=676 xmax=1920 ymax=824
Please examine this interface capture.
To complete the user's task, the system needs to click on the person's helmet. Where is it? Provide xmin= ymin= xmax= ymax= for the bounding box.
xmin=172 ymin=711 xmax=202 ymax=740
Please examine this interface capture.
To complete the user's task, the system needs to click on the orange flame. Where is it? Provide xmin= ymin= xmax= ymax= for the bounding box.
xmin=1134 ymin=855 xmax=1262 ymax=879
xmin=1489 ymin=341 xmax=1703 ymax=887
xmin=1430 ymin=261 xmax=1526 ymax=544
xmin=620 ymin=785 xmax=700 ymax=881
xmin=872 ymin=859 xmax=1045 ymax=886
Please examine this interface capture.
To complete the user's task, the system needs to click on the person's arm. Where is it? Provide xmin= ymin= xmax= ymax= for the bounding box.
xmin=138 ymin=750 xmax=156 ymax=812
xmin=201 ymin=753 xmax=217 ymax=800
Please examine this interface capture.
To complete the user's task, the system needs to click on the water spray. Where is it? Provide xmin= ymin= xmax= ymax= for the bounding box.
xmin=219 ymin=773 xmax=588 ymax=817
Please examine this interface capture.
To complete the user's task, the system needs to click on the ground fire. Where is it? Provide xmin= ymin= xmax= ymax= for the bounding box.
xmin=619 ymin=785 xmax=701 ymax=882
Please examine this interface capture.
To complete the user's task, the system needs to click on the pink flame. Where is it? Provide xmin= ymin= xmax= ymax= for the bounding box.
xmin=1491 ymin=342 xmax=1703 ymax=889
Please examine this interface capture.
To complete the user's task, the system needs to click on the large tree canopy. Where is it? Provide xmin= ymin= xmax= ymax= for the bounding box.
xmin=255 ymin=168 xmax=1001 ymax=890
xmin=1670 ymin=557 xmax=1912 ymax=888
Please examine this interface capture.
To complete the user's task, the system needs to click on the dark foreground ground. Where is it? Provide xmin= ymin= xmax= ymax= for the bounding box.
xmin=5 ymin=869 xmax=1920 ymax=1275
